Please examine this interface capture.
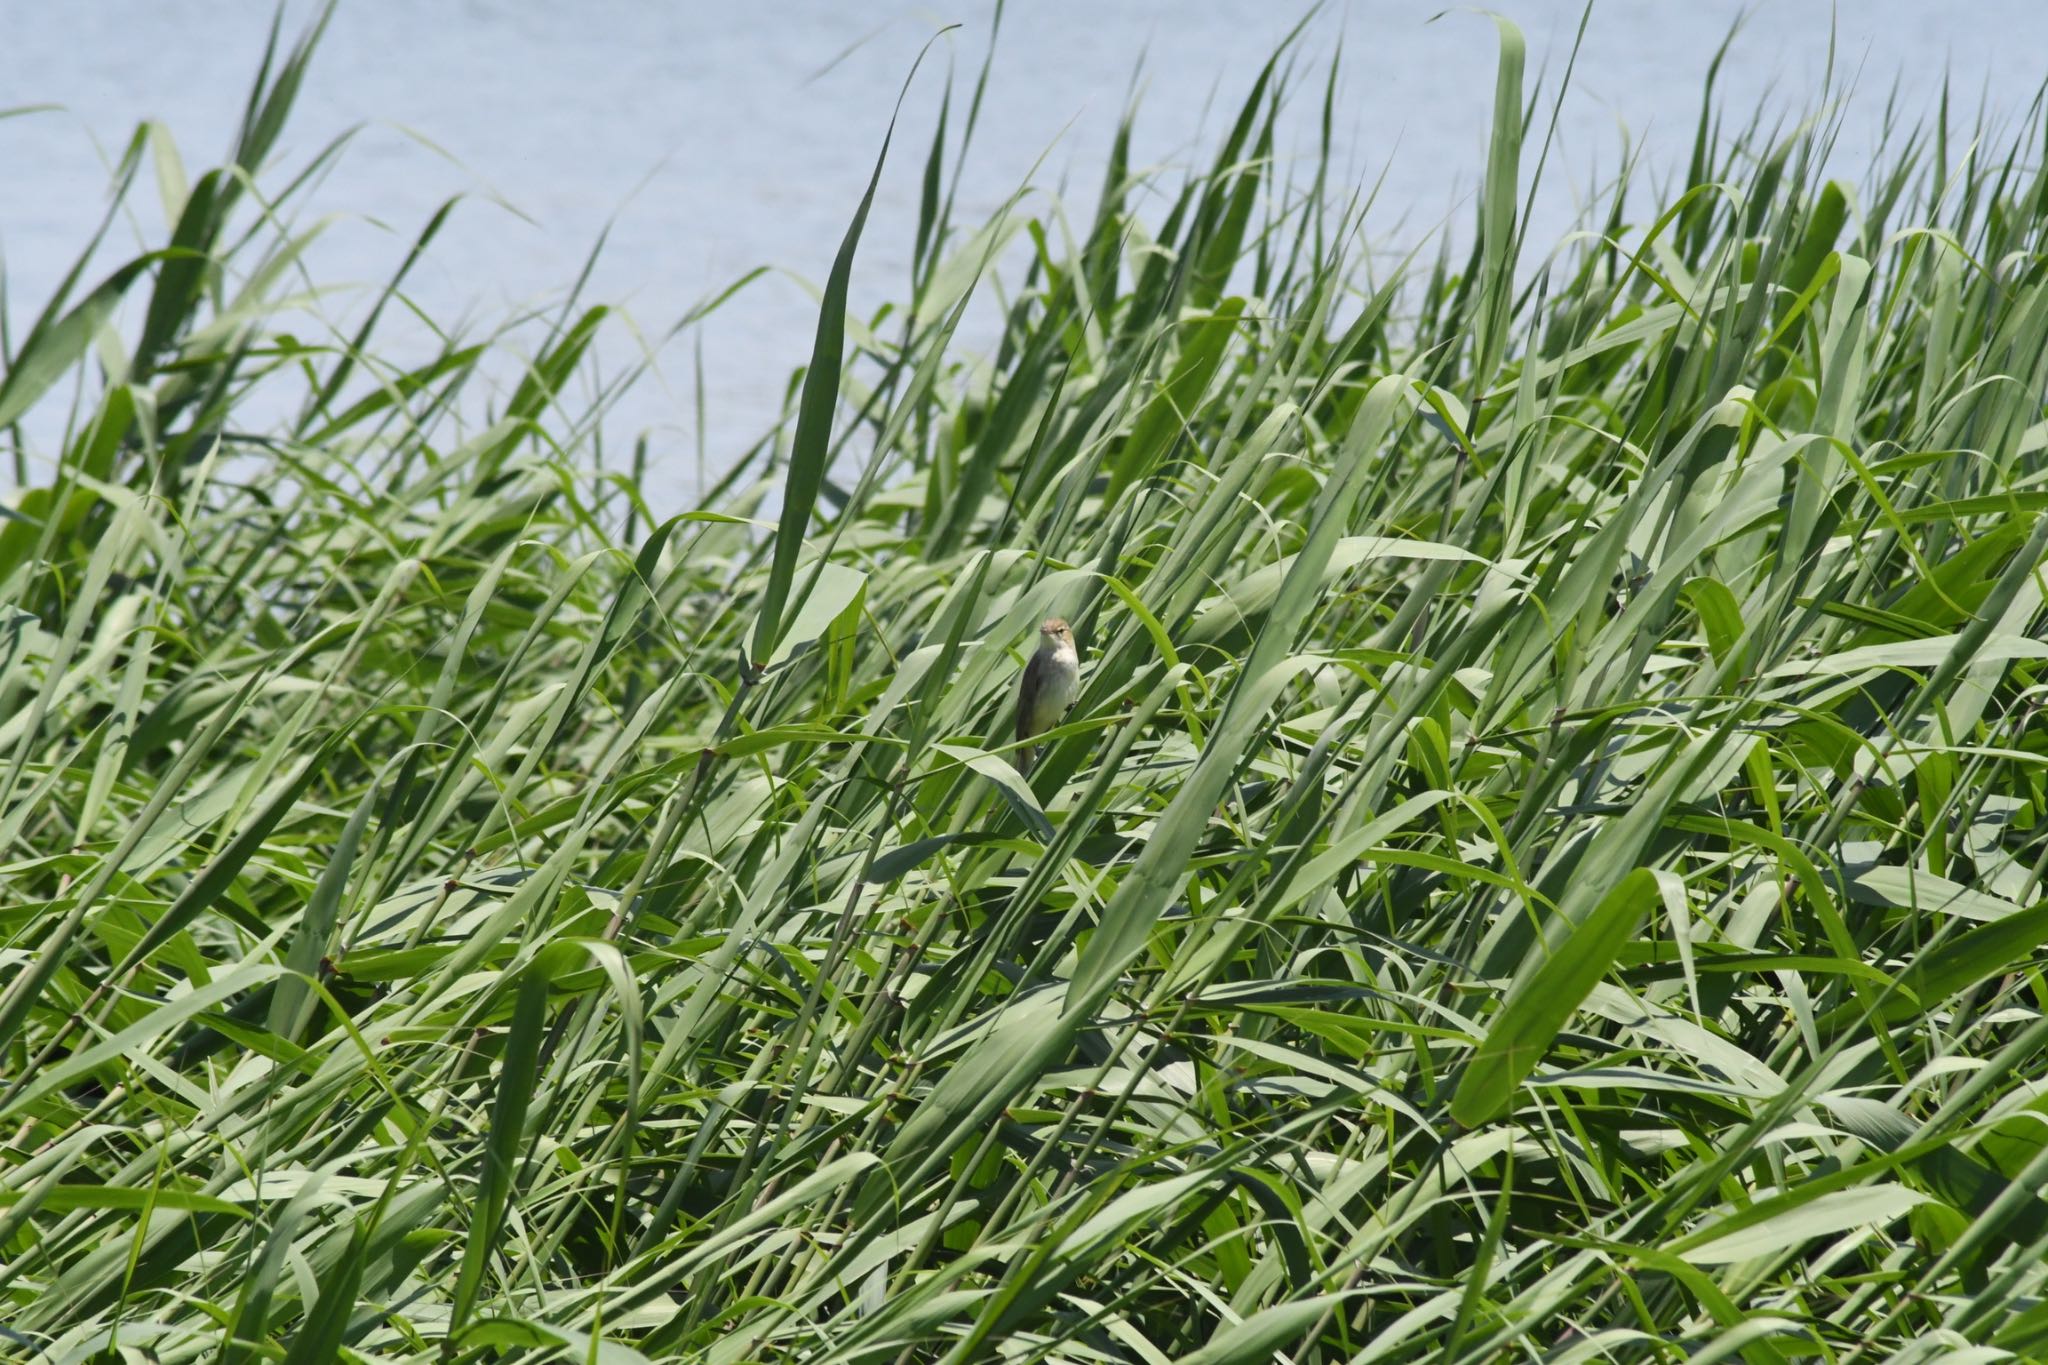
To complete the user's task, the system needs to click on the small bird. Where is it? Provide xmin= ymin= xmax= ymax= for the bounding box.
xmin=1014 ymin=618 xmax=1081 ymax=775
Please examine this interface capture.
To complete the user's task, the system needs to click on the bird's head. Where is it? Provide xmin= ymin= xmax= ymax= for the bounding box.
xmin=1040 ymin=618 xmax=1073 ymax=645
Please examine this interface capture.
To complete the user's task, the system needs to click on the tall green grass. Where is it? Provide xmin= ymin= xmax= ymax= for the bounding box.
xmin=7 ymin=7 xmax=2048 ymax=1361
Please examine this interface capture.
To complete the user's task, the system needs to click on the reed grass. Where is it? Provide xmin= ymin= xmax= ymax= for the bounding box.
xmin=6 ymin=5 xmax=2048 ymax=1361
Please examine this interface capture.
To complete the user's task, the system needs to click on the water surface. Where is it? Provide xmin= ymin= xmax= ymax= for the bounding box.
xmin=5 ymin=1 xmax=2042 ymax=499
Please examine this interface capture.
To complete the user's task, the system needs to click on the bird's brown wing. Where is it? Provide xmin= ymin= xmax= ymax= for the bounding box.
xmin=1016 ymin=648 xmax=1049 ymax=746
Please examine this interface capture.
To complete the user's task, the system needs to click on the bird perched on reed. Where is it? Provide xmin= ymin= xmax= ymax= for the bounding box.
xmin=1014 ymin=618 xmax=1080 ymax=775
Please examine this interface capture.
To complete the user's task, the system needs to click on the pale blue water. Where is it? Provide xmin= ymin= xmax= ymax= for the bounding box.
xmin=4 ymin=1 xmax=2044 ymax=501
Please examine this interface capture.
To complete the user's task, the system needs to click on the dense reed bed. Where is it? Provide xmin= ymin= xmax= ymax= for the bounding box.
xmin=6 ymin=7 xmax=2048 ymax=1361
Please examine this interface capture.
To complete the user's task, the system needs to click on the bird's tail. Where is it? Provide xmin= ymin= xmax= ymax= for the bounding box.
xmin=1014 ymin=746 xmax=1035 ymax=777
